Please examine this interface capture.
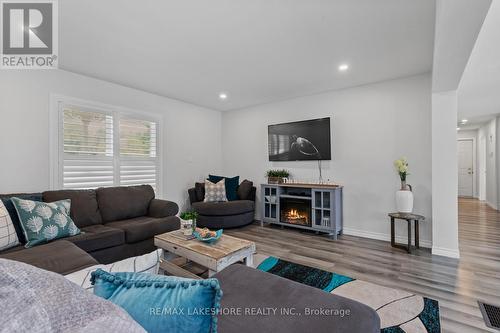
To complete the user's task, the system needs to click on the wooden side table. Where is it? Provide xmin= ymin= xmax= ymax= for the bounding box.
xmin=388 ymin=212 xmax=425 ymax=253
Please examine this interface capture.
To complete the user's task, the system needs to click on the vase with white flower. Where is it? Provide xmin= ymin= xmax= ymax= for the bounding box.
xmin=394 ymin=157 xmax=413 ymax=213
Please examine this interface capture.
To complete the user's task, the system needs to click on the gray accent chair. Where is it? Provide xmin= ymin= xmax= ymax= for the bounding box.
xmin=188 ymin=182 xmax=256 ymax=229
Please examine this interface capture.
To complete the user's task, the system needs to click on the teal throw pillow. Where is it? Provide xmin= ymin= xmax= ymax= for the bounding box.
xmin=91 ymin=269 xmax=222 ymax=333
xmin=11 ymin=197 xmax=80 ymax=248
xmin=209 ymin=175 xmax=239 ymax=201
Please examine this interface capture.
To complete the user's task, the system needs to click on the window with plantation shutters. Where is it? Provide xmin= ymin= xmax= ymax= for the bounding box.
xmin=52 ymin=97 xmax=161 ymax=193
xmin=119 ymin=118 xmax=158 ymax=191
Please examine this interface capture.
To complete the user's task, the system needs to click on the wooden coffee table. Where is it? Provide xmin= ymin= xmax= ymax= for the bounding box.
xmin=154 ymin=230 xmax=256 ymax=278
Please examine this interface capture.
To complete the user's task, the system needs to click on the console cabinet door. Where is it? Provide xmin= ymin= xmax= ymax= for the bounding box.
xmin=262 ymin=186 xmax=279 ymax=222
xmin=312 ymin=189 xmax=335 ymax=231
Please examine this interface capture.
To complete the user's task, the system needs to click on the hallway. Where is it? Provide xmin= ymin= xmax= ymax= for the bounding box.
xmin=458 ymin=197 xmax=500 ymax=282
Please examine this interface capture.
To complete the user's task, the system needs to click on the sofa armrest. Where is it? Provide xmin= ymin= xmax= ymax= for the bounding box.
xmin=148 ymin=199 xmax=179 ymax=218
xmin=188 ymin=188 xmax=199 ymax=205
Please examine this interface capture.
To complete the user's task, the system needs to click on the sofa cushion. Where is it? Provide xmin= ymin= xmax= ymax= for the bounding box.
xmin=91 ymin=269 xmax=221 ymax=333
xmin=0 ymin=240 xmax=98 ymax=275
xmin=11 ymin=198 xmax=81 ymax=248
xmin=214 ymin=265 xmax=381 ymax=333
xmin=192 ymin=200 xmax=255 ymax=216
xmin=0 ymin=193 xmax=42 ymax=244
xmin=106 ymin=216 xmax=180 ymax=244
xmin=0 ymin=200 xmax=19 ymax=251
xmin=237 ymin=179 xmax=254 ymax=200
xmin=43 ymin=189 xmax=102 ymax=227
xmin=97 ymin=185 xmax=155 ymax=223
xmin=66 ymin=225 xmax=125 ymax=253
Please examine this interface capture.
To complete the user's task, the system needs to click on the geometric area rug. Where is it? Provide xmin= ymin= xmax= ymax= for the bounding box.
xmin=257 ymin=257 xmax=441 ymax=333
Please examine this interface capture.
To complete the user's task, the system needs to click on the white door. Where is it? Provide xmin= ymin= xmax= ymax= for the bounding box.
xmin=458 ymin=139 xmax=474 ymax=197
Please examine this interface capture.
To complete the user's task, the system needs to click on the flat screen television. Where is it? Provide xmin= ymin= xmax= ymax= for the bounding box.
xmin=268 ymin=117 xmax=331 ymax=161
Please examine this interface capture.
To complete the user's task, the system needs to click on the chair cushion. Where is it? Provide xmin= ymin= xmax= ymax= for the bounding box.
xmin=106 ymin=216 xmax=180 ymax=244
xmin=195 ymin=182 xmax=205 ymax=202
xmin=0 ymin=240 xmax=98 ymax=275
xmin=192 ymin=200 xmax=255 ymax=216
xmin=66 ymin=225 xmax=125 ymax=253
xmin=0 ymin=193 xmax=42 ymax=244
xmin=43 ymin=189 xmax=102 ymax=227
xmin=97 ymin=185 xmax=155 ymax=223
xmin=209 ymin=174 xmax=240 ymax=201
xmin=237 ymin=180 xmax=254 ymax=200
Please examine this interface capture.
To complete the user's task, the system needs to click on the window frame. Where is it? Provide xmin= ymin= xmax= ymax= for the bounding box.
xmin=50 ymin=94 xmax=163 ymax=195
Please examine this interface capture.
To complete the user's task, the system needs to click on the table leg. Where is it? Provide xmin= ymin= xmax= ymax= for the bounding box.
xmin=390 ymin=217 xmax=395 ymax=247
xmin=245 ymin=254 xmax=254 ymax=267
xmin=415 ymin=220 xmax=420 ymax=249
xmin=407 ymin=220 xmax=411 ymax=253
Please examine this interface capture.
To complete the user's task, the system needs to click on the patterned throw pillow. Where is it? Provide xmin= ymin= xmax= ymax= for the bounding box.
xmin=204 ymin=179 xmax=227 ymax=202
xmin=0 ymin=200 xmax=20 ymax=251
xmin=11 ymin=198 xmax=80 ymax=248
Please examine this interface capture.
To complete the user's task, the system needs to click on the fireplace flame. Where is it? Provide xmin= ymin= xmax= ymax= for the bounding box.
xmin=286 ymin=209 xmax=308 ymax=221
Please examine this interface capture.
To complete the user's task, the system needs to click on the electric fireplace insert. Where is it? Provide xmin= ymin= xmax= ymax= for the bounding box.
xmin=280 ymin=197 xmax=312 ymax=227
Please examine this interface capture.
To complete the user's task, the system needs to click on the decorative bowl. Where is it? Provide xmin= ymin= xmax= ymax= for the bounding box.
xmin=193 ymin=229 xmax=223 ymax=243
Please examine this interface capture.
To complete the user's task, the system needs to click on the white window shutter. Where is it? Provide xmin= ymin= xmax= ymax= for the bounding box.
xmin=120 ymin=160 xmax=158 ymax=191
xmin=63 ymin=159 xmax=114 ymax=189
xmin=59 ymin=105 xmax=160 ymax=192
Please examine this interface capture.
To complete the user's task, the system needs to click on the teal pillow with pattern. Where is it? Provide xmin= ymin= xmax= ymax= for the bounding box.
xmin=11 ymin=197 xmax=80 ymax=248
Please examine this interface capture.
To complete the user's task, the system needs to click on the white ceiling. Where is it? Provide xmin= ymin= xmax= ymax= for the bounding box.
xmin=59 ymin=0 xmax=435 ymax=111
xmin=432 ymin=0 xmax=491 ymax=93
xmin=458 ymin=0 xmax=500 ymax=120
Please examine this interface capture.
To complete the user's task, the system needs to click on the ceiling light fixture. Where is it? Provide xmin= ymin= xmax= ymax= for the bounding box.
xmin=461 ymin=119 xmax=468 ymax=124
xmin=218 ymin=92 xmax=228 ymax=100
xmin=338 ymin=64 xmax=349 ymax=72
xmin=457 ymin=127 xmax=461 ymax=131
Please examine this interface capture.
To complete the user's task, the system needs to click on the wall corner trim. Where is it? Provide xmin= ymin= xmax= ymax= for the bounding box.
xmin=432 ymin=246 xmax=460 ymax=259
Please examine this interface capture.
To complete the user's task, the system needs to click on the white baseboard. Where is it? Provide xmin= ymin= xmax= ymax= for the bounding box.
xmin=431 ymin=246 xmax=460 ymax=259
xmin=343 ymin=227 xmax=432 ymax=249
xmin=486 ymin=201 xmax=498 ymax=211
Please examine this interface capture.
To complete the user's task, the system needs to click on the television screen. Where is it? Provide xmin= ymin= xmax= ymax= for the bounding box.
xmin=268 ymin=117 xmax=331 ymax=161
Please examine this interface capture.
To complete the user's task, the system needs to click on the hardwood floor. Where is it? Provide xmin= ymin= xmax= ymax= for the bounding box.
xmin=226 ymin=198 xmax=500 ymax=332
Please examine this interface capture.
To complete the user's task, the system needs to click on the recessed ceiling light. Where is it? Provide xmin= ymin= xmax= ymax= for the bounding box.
xmin=338 ymin=64 xmax=349 ymax=72
xmin=218 ymin=92 xmax=228 ymax=100
xmin=457 ymin=127 xmax=461 ymax=131
xmin=461 ymin=119 xmax=468 ymax=124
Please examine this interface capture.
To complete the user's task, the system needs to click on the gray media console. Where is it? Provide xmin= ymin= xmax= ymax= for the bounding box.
xmin=260 ymin=183 xmax=343 ymax=239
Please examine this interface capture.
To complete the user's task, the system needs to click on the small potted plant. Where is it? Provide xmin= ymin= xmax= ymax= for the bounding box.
xmin=394 ymin=157 xmax=413 ymax=213
xmin=179 ymin=211 xmax=198 ymax=236
xmin=266 ymin=169 xmax=290 ymax=184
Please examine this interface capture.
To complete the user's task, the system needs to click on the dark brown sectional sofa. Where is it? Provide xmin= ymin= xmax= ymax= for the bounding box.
xmin=0 ymin=185 xmax=180 ymax=274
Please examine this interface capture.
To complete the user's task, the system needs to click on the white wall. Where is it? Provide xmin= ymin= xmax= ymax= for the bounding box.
xmin=221 ymin=74 xmax=432 ymax=247
xmin=431 ymin=91 xmax=459 ymax=258
xmin=457 ymin=129 xmax=479 ymax=198
xmin=0 ymin=70 xmax=222 ymax=210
